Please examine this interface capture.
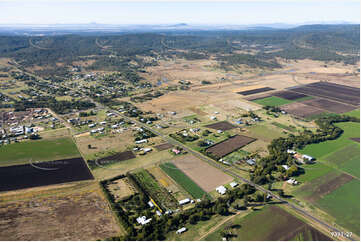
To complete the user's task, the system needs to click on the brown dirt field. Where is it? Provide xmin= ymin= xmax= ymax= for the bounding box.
xmin=238 ymin=87 xmax=275 ymax=96
xmin=154 ymin=143 xmax=174 ymax=151
xmin=97 ymin=151 xmax=136 ymax=165
xmin=205 ymin=121 xmax=237 ymax=131
xmin=0 ymin=189 xmax=121 ymax=240
xmin=304 ymin=174 xmax=353 ymax=203
xmin=350 ymin=137 xmax=360 ymax=143
xmin=172 ymin=154 xmax=233 ymax=192
xmin=280 ymin=102 xmax=325 ymax=118
xmin=206 ymin=135 xmax=256 ymax=159
xmin=107 ymin=177 xmax=136 ymax=201
xmin=267 ymin=206 xmax=331 ymax=241
xmin=272 ymin=90 xmax=309 ymax=100
xmin=301 ymin=98 xmax=356 ymax=114
xmin=188 ymin=107 xmax=208 ymax=116
xmin=232 ymin=84 xmax=266 ymax=93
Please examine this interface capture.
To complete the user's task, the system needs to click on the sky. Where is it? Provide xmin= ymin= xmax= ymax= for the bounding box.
xmin=0 ymin=0 xmax=359 ymax=25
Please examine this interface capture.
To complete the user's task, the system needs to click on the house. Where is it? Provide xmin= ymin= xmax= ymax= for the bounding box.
xmin=135 ymin=139 xmax=148 ymax=144
xmin=179 ymin=198 xmax=191 ymax=205
xmin=148 ymin=200 xmax=154 ymax=208
xmin=287 ymin=178 xmax=298 ymax=185
xmin=176 ymin=227 xmax=187 ymax=234
xmin=282 ymin=165 xmax=290 ymax=170
xmin=88 ymin=123 xmax=96 ymax=128
xmin=216 ymin=186 xmax=227 ymax=195
xmin=246 ymin=159 xmax=256 ymax=166
xmin=230 ymin=182 xmax=238 ymax=188
xmin=302 ymin=154 xmax=314 ymax=161
xmin=156 ymin=210 xmax=162 ymax=216
xmin=100 ymin=121 xmax=107 ymax=125
xmin=136 ymin=216 xmax=152 ymax=225
xmin=142 ymin=148 xmax=152 ymax=153
xmin=217 ymin=130 xmax=223 ymax=134
xmin=172 ymin=148 xmax=181 ymax=155
xmin=210 ymin=116 xmax=217 ymax=120
xmin=287 ymin=149 xmax=296 ymax=154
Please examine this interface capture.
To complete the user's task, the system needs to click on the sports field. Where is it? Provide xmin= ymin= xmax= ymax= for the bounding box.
xmin=0 ymin=137 xmax=80 ymax=166
xmin=252 ymin=96 xmax=293 ymax=106
xmin=159 ymin=162 xmax=210 ymax=199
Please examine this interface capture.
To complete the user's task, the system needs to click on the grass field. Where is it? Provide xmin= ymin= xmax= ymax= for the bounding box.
xmin=0 ymin=137 xmax=80 ymax=166
xmin=204 ymin=205 xmax=329 ymax=241
xmin=344 ymin=109 xmax=360 ymax=118
xmin=252 ymin=96 xmax=293 ymax=107
xmin=300 ymin=122 xmax=360 ymax=159
xmin=271 ymin=121 xmax=297 ymax=132
xmin=246 ymin=124 xmax=287 ymax=142
xmin=160 ymin=162 xmax=210 ymax=199
xmin=317 ymin=179 xmax=360 ymax=234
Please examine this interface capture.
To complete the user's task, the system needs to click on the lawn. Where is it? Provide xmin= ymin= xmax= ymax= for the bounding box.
xmin=246 ymin=124 xmax=286 ymax=142
xmin=299 ymin=122 xmax=360 ymax=159
xmin=344 ymin=109 xmax=360 ymax=118
xmin=295 ymin=162 xmax=334 ymax=183
xmin=0 ymin=137 xmax=80 ymax=166
xmin=252 ymin=96 xmax=293 ymax=107
xmin=160 ymin=162 xmax=210 ymax=199
xmin=317 ymin=179 xmax=360 ymax=235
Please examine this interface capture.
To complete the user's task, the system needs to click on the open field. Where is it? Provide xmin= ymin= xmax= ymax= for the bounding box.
xmin=344 ymin=109 xmax=360 ymax=118
xmin=204 ymin=121 xmax=237 ymax=131
xmin=97 ymin=151 xmax=136 ymax=165
xmin=301 ymin=98 xmax=356 ymax=114
xmin=237 ymin=87 xmax=275 ymax=96
xmin=107 ymin=177 xmax=136 ymax=201
xmin=160 ymin=162 xmax=209 ymax=199
xmin=0 ymin=157 xmax=94 ymax=192
xmin=0 ymin=185 xmax=121 ymax=240
xmin=204 ymin=205 xmax=331 ymax=241
xmin=280 ymin=102 xmax=325 ymax=119
xmin=252 ymin=96 xmax=294 ymax=107
xmin=0 ymin=137 xmax=80 ymax=167
xmin=205 ymin=135 xmax=256 ymax=158
xmin=290 ymin=81 xmax=360 ymax=106
xmin=171 ymin=154 xmax=233 ymax=192
xmin=272 ymin=90 xmax=310 ymax=100
xmin=154 ymin=143 xmax=174 ymax=151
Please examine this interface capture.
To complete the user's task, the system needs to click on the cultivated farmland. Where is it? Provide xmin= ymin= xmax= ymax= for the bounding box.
xmin=160 ymin=162 xmax=209 ymax=199
xmin=280 ymin=102 xmax=325 ymax=118
xmin=272 ymin=90 xmax=309 ymax=100
xmin=252 ymin=96 xmax=293 ymax=107
xmin=204 ymin=121 xmax=237 ymax=131
xmin=237 ymin=87 xmax=275 ymax=96
xmin=96 ymin=151 xmax=136 ymax=165
xmin=301 ymin=98 xmax=356 ymax=114
xmin=206 ymin=135 xmax=256 ymax=158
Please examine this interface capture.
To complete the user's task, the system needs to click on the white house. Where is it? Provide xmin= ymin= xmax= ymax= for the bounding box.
xmin=230 ymin=182 xmax=238 ymax=188
xmin=136 ymin=216 xmax=152 ymax=225
xmin=287 ymin=149 xmax=296 ymax=154
xmin=282 ymin=165 xmax=290 ymax=170
xmin=287 ymin=178 xmax=298 ymax=185
xmin=148 ymin=200 xmax=154 ymax=208
xmin=216 ymin=185 xmax=227 ymax=195
xmin=176 ymin=227 xmax=187 ymax=234
xmin=179 ymin=198 xmax=191 ymax=205
xmin=302 ymin=154 xmax=314 ymax=161
xmin=156 ymin=210 xmax=162 ymax=216
xmin=135 ymin=139 xmax=148 ymax=144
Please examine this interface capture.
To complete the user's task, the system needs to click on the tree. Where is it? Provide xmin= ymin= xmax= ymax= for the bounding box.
xmin=88 ymin=144 xmax=92 ymax=149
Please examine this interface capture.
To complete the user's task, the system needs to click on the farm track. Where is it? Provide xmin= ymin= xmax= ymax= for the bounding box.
xmin=13 ymin=63 xmax=358 ymax=241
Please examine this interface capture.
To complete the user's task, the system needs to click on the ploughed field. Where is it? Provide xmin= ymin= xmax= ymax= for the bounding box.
xmin=96 ymin=151 xmax=136 ymax=165
xmin=206 ymin=135 xmax=256 ymax=158
xmin=0 ymin=157 xmax=94 ymax=192
xmin=205 ymin=121 xmax=237 ymax=131
xmin=237 ymin=87 xmax=275 ymax=96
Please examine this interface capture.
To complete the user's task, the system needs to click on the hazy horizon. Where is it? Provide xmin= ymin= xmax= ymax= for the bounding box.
xmin=0 ymin=0 xmax=359 ymax=25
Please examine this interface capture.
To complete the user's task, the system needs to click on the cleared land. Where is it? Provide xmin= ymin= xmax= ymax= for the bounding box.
xmin=301 ymin=98 xmax=356 ymax=114
xmin=290 ymin=82 xmax=360 ymax=106
xmin=154 ymin=143 xmax=174 ymax=151
xmin=160 ymin=162 xmax=209 ymax=199
xmin=206 ymin=135 xmax=256 ymax=158
xmin=252 ymin=96 xmax=293 ymax=107
xmin=107 ymin=177 xmax=136 ymax=202
xmin=97 ymin=151 xmax=136 ymax=165
xmin=0 ymin=137 xmax=80 ymax=167
xmin=171 ymin=154 xmax=233 ymax=192
xmin=204 ymin=205 xmax=331 ymax=241
xmin=0 ymin=188 xmax=120 ymax=240
xmin=0 ymin=157 xmax=94 ymax=192
xmin=272 ymin=90 xmax=309 ymax=100
xmin=204 ymin=121 xmax=237 ymax=131
xmin=280 ymin=102 xmax=325 ymax=118
xmin=237 ymin=87 xmax=275 ymax=96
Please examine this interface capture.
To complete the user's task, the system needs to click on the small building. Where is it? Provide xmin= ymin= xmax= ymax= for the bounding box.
xmin=246 ymin=159 xmax=256 ymax=166
xmin=287 ymin=149 xmax=296 ymax=154
xmin=179 ymin=198 xmax=191 ymax=205
xmin=148 ymin=200 xmax=154 ymax=208
xmin=135 ymin=139 xmax=148 ymax=144
xmin=287 ymin=178 xmax=298 ymax=185
xmin=216 ymin=185 xmax=227 ymax=195
xmin=142 ymin=148 xmax=152 ymax=153
xmin=210 ymin=116 xmax=217 ymax=120
xmin=136 ymin=216 xmax=152 ymax=225
xmin=172 ymin=148 xmax=181 ymax=155
xmin=230 ymin=182 xmax=238 ymax=188
xmin=282 ymin=165 xmax=290 ymax=170
xmin=156 ymin=210 xmax=162 ymax=216
xmin=176 ymin=227 xmax=187 ymax=234
xmin=302 ymin=154 xmax=314 ymax=161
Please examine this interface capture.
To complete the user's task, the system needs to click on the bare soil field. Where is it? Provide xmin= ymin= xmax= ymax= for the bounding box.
xmin=172 ymin=154 xmax=233 ymax=192
xmin=154 ymin=143 xmax=174 ymax=151
xmin=205 ymin=121 xmax=237 ymax=131
xmin=0 ymin=188 xmax=121 ymax=240
xmin=301 ymin=98 xmax=356 ymax=114
xmin=290 ymin=81 xmax=360 ymax=106
xmin=107 ymin=177 xmax=136 ymax=201
xmin=206 ymin=135 xmax=256 ymax=158
xmin=272 ymin=90 xmax=309 ymax=100
xmin=350 ymin=137 xmax=360 ymax=143
xmin=238 ymin=87 xmax=275 ymax=96
xmin=302 ymin=173 xmax=354 ymax=203
xmin=97 ymin=151 xmax=136 ymax=165
xmin=280 ymin=102 xmax=325 ymax=118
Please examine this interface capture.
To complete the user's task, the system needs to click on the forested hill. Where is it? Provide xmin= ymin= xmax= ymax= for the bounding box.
xmin=0 ymin=24 xmax=358 ymax=78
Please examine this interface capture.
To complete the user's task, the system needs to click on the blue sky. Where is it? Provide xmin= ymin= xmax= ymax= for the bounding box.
xmin=0 ymin=0 xmax=359 ymax=25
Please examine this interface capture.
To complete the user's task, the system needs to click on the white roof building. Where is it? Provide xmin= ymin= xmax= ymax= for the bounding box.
xmin=287 ymin=149 xmax=296 ymax=154
xmin=282 ymin=165 xmax=290 ymax=170
xmin=216 ymin=185 xmax=227 ymax=195
xmin=302 ymin=154 xmax=314 ymax=161
xmin=230 ymin=182 xmax=238 ymax=188
xmin=136 ymin=216 xmax=152 ymax=225
xmin=179 ymin=198 xmax=191 ymax=205
xmin=176 ymin=227 xmax=187 ymax=234
xmin=135 ymin=139 xmax=148 ymax=144
xmin=148 ymin=200 xmax=154 ymax=208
